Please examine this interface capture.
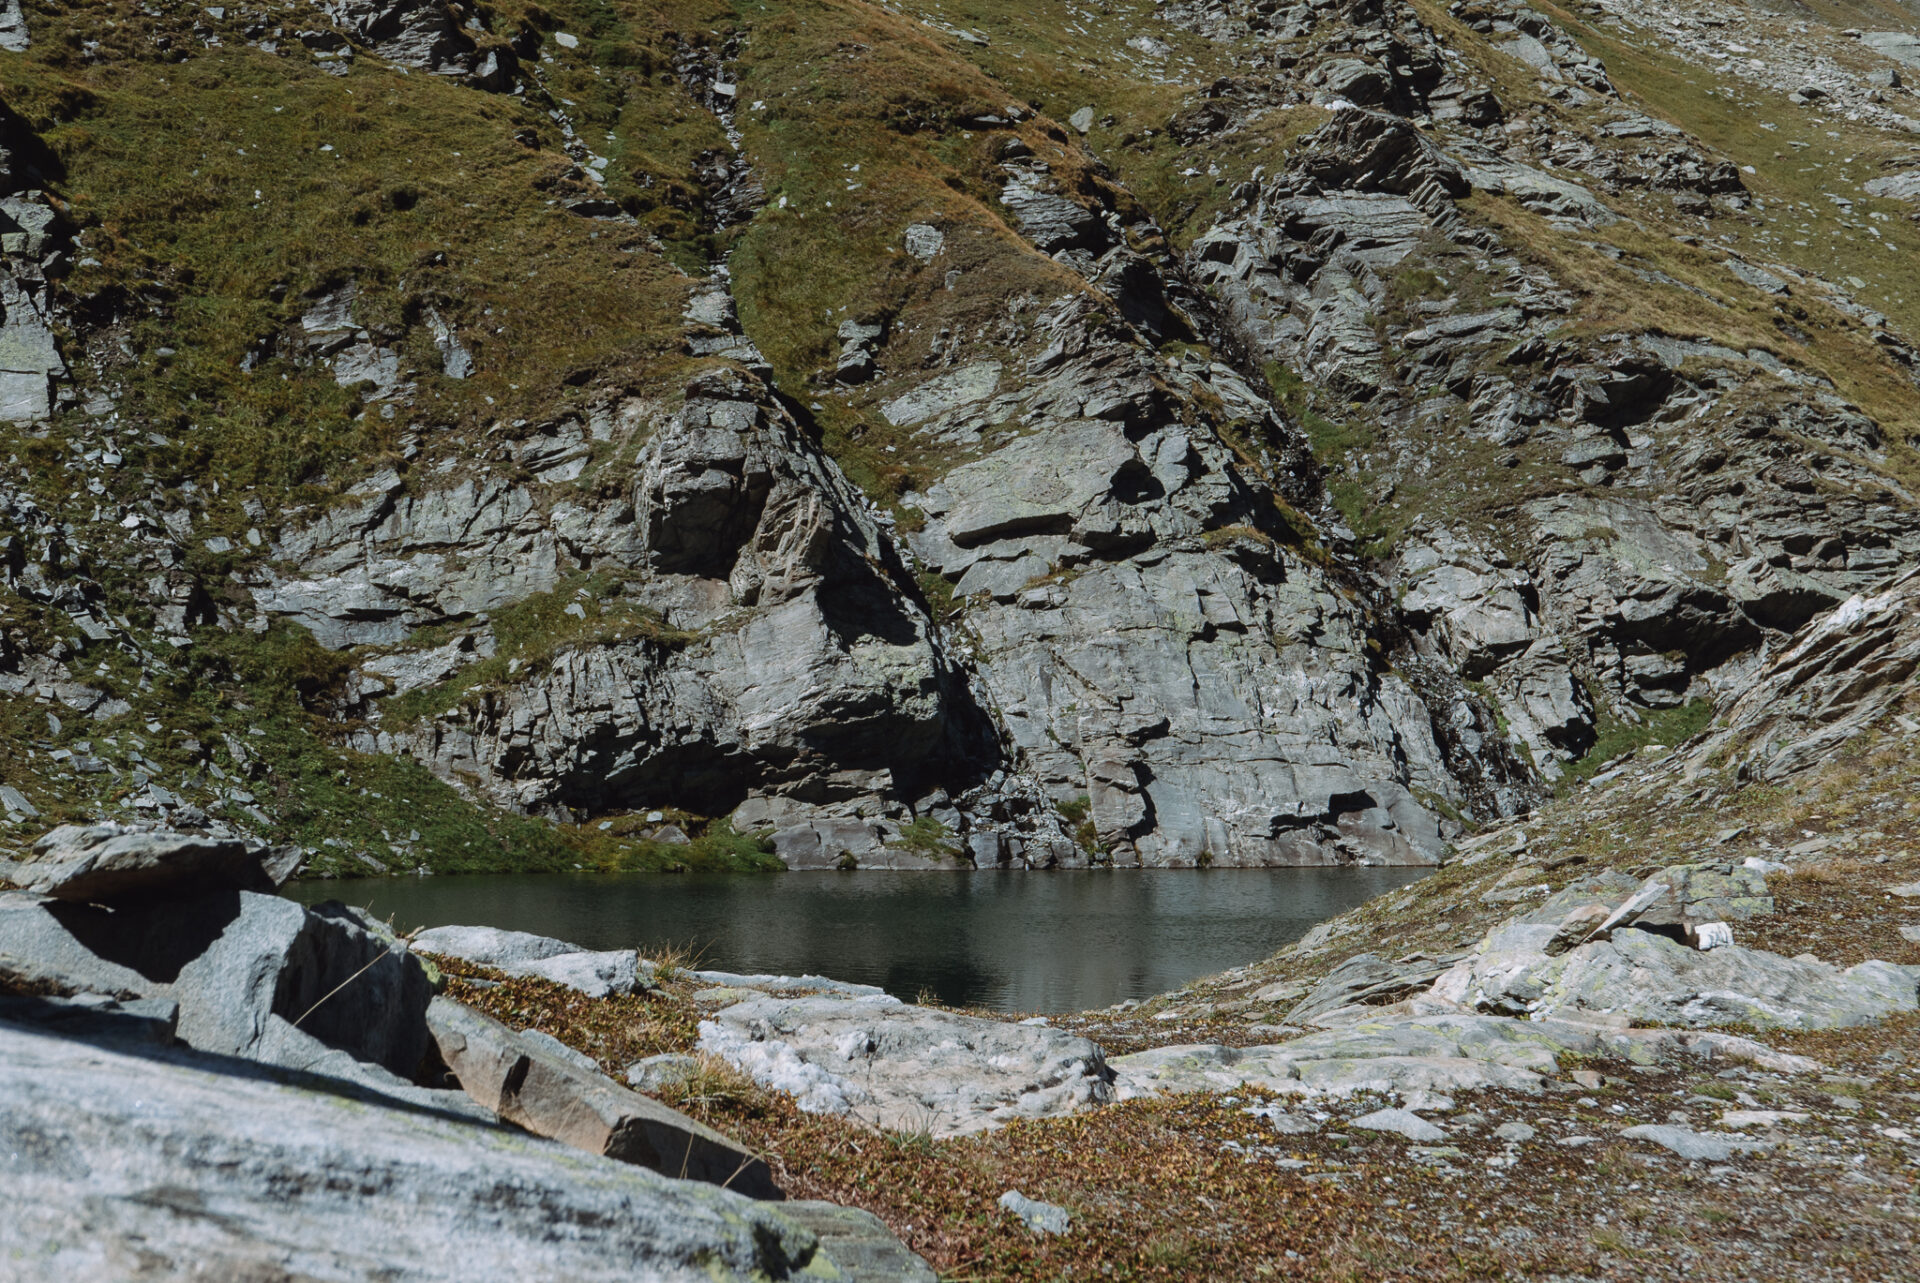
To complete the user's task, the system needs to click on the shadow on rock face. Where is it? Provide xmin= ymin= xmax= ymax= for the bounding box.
xmin=47 ymin=892 xmax=244 ymax=985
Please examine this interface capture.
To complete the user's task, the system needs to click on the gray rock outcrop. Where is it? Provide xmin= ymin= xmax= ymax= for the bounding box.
xmin=287 ymin=366 xmax=995 ymax=825
xmin=1688 ymin=567 xmax=1920 ymax=781
xmin=327 ymin=0 xmax=517 ymax=88
xmin=1110 ymin=1008 xmax=1819 ymax=1103
xmin=698 ymin=990 xmax=1114 ymax=1136
xmin=0 ymin=888 xmax=436 ymax=1077
xmin=1442 ymin=928 xmax=1920 ymax=1030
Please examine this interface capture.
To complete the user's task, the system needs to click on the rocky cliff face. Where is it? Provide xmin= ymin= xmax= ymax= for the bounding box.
xmin=0 ymin=0 xmax=1914 ymax=873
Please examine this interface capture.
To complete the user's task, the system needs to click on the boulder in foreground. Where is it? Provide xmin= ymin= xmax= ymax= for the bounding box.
xmin=0 ymin=1019 xmax=829 ymax=1283
xmin=427 ymin=996 xmax=779 ymax=1198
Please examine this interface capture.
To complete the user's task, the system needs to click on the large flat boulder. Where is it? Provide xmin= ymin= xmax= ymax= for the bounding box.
xmin=412 ymin=924 xmax=648 ymax=998
xmin=4 ymin=824 xmax=301 ymax=901
xmin=697 ymin=991 xmax=1114 ymax=1137
xmin=0 ymin=1020 xmax=829 ymax=1282
xmin=426 ymin=996 xmax=778 ymax=1198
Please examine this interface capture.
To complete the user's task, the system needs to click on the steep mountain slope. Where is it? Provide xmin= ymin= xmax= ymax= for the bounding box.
xmin=0 ymin=0 xmax=1915 ymax=875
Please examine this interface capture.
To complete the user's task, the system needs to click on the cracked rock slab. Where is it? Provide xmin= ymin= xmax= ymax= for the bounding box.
xmin=696 ymin=991 xmax=1113 ymax=1137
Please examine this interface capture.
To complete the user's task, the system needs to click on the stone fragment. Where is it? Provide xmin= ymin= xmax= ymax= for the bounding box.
xmin=999 ymin=1190 xmax=1071 ymax=1235
xmin=780 ymin=1201 xmax=941 ymax=1280
xmin=1621 ymin=1124 xmax=1769 ymax=1161
xmin=1864 ymin=172 xmax=1920 ymax=201
xmin=1438 ymin=903 xmax=1920 ymax=1029
xmin=1860 ymin=30 xmax=1920 ymax=68
xmin=1285 ymin=952 xmax=1459 ymax=1024
xmin=880 ymin=360 xmax=1003 ymax=427
xmin=1494 ymin=1121 xmax=1536 ymax=1142
xmin=1351 ymin=1107 xmax=1448 ymax=1141
xmin=626 ymin=1052 xmax=706 ymax=1093
xmin=426 ymin=997 xmax=777 ymax=1196
xmin=999 ymin=177 xmax=1109 ymax=254
xmin=1718 ymin=1109 xmax=1809 ymax=1129
xmin=0 ymin=0 xmax=26 ymax=50
xmin=0 ymin=890 xmax=434 ymax=1075
xmin=903 ymin=223 xmax=945 ymax=261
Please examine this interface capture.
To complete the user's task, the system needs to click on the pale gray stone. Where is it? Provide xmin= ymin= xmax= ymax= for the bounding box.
xmin=0 ymin=1021 xmax=828 ymax=1281
xmin=697 ymin=991 xmax=1113 ymax=1136
xmin=1351 ymin=1107 xmax=1447 ymax=1141
xmin=0 ymin=0 xmax=27 ymax=50
xmin=0 ymin=889 xmax=434 ymax=1076
xmin=626 ymin=1052 xmax=706 ymax=1093
xmin=413 ymin=924 xmax=647 ymax=998
xmin=880 ymin=360 xmax=1003 ymax=426
xmin=1689 ymin=569 xmax=1920 ymax=782
xmin=1621 ymin=1124 xmax=1769 ymax=1162
xmin=9 ymin=824 xmax=289 ymax=900
xmin=903 ymin=223 xmax=945 ymax=261
xmin=999 ymin=1189 xmax=1071 ymax=1234
xmin=782 ymin=1202 xmax=940 ymax=1280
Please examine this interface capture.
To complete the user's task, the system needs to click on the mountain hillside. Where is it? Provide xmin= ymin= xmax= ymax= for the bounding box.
xmin=1 ymin=0 xmax=1918 ymax=877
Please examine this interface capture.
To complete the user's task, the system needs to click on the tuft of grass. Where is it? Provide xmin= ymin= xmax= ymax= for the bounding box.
xmin=380 ymin=571 xmax=696 ymax=726
xmin=568 ymin=815 xmax=785 ymax=874
xmin=892 ymin=814 xmax=963 ymax=860
xmin=1560 ymin=699 xmax=1715 ymax=791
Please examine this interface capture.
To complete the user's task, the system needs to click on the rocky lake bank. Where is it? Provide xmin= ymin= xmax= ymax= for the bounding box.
xmin=7 ymin=575 xmax=1919 ymax=1278
xmin=7 ymin=0 xmax=1920 ymax=1273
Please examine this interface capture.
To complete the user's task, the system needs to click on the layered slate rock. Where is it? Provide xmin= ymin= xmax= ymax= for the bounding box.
xmin=900 ymin=288 xmax=1491 ymax=866
xmin=1688 ymin=567 xmax=1920 ymax=782
xmin=698 ymin=990 xmax=1115 ymax=1137
xmin=427 ymin=996 xmax=779 ymax=1197
xmin=0 ymin=1020 xmax=828 ymax=1282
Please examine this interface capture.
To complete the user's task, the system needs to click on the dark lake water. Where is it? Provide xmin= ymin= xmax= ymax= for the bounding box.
xmin=289 ymin=868 xmax=1427 ymax=1014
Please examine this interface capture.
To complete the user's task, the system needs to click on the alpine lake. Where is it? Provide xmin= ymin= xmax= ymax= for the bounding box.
xmin=289 ymin=866 xmax=1429 ymax=1014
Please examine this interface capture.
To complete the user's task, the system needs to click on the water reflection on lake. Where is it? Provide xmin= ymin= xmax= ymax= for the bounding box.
xmin=290 ymin=867 xmax=1428 ymax=1014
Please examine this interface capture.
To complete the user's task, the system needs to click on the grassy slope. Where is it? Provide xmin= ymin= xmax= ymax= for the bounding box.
xmin=5 ymin=0 xmax=1919 ymax=863
xmin=0 ymin=0 xmax=778 ymax=869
